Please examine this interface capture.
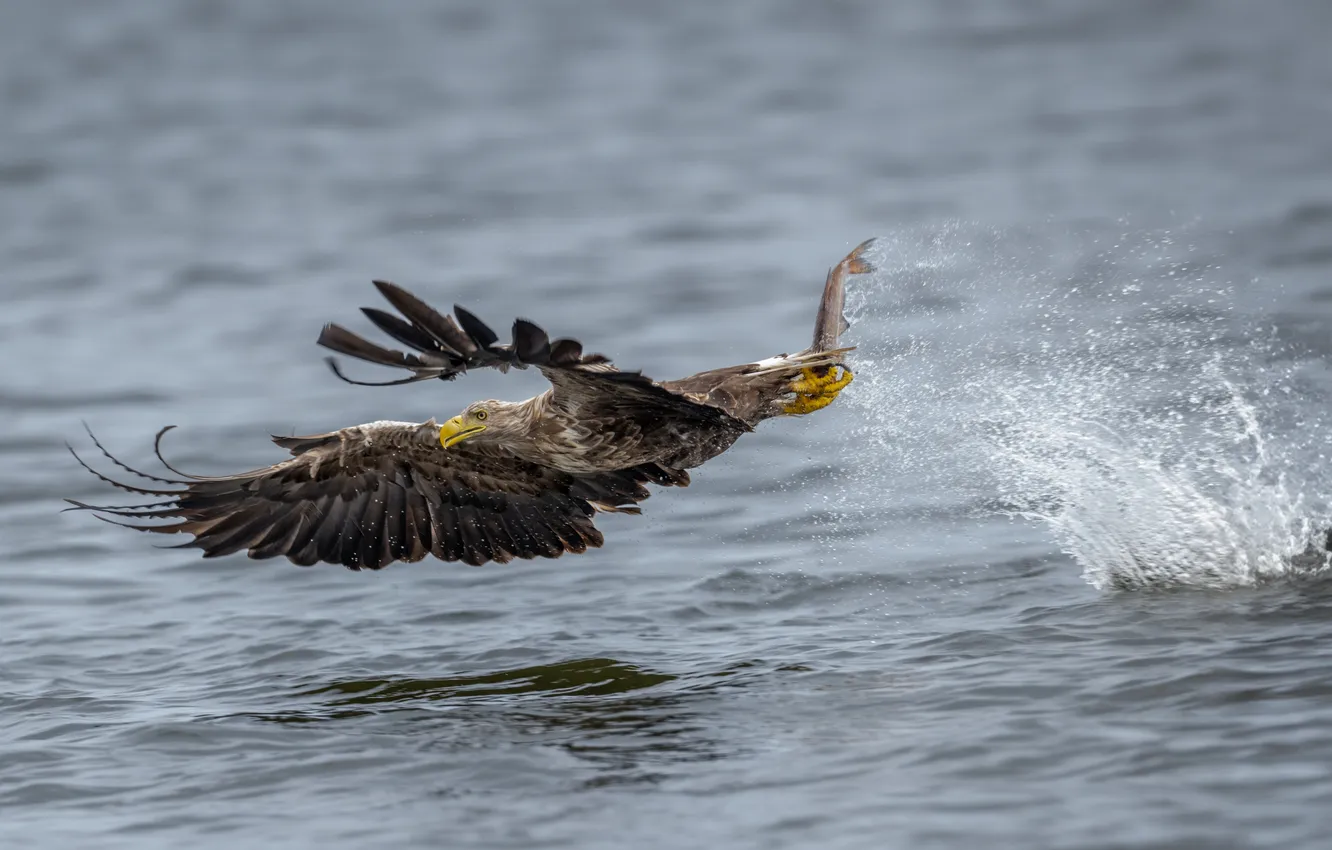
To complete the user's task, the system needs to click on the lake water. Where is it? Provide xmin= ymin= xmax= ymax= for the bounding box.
xmin=4 ymin=2 xmax=1332 ymax=848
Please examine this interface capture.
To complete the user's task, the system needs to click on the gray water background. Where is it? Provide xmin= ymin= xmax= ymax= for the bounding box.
xmin=4 ymin=1 xmax=1332 ymax=847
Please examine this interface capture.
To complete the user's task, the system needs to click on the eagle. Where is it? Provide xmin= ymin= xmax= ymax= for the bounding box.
xmin=69 ymin=239 xmax=875 ymax=570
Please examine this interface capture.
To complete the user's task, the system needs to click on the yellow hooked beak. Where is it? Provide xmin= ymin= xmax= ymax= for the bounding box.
xmin=438 ymin=415 xmax=486 ymax=449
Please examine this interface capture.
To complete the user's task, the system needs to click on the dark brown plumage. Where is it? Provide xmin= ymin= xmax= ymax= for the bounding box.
xmin=69 ymin=239 xmax=876 ymax=570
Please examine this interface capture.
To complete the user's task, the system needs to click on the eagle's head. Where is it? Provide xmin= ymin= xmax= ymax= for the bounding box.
xmin=437 ymin=400 xmax=529 ymax=449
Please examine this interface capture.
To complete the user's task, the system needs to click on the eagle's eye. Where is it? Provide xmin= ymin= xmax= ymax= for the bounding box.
xmin=474 ymin=409 xmax=488 ymax=421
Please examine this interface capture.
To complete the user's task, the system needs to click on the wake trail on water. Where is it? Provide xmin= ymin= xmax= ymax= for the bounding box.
xmin=835 ymin=224 xmax=1332 ymax=590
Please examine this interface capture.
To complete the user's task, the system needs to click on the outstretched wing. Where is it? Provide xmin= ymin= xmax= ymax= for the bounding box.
xmin=317 ymin=281 xmax=747 ymax=430
xmin=67 ymin=422 xmax=688 ymax=570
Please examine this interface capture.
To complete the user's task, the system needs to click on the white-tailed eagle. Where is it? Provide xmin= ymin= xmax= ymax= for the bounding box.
xmin=69 ymin=240 xmax=876 ymax=570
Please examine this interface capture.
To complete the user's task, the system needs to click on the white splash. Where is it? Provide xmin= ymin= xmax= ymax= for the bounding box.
xmin=984 ymin=365 xmax=1326 ymax=590
xmin=834 ymin=224 xmax=1332 ymax=590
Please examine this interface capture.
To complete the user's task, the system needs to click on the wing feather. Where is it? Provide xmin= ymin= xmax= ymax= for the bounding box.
xmin=372 ymin=280 xmax=476 ymax=356
xmin=70 ymin=422 xmax=686 ymax=571
xmin=380 ymin=478 xmax=410 ymax=564
xmin=248 ymin=507 xmax=308 ymax=561
xmin=318 ymin=282 xmax=749 ymax=431
xmin=355 ymin=484 xmax=389 ymax=569
xmin=454 ymin=505 xmax=490 ymax=566
xmin=400 ymin=474 xmax=431 ymax=562
xmin=360 ymin=308 xmax=451 ymax=356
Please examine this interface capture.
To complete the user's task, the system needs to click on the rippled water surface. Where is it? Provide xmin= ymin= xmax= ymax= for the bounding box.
xmin=5 ymin=2 xmax=1332 ymax=848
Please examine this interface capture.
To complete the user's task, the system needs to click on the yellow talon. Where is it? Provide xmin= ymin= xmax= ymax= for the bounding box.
xmin=782 ymin=365 xmax=854 ymax=415
xmin=822 ymin=366 xmax=854 ymax=395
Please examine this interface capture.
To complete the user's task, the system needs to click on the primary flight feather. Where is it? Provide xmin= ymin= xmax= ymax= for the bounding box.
xmin=69 ymin=239 xmax=876 ymax=570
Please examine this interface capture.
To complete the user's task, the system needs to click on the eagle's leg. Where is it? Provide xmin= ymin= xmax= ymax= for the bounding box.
xmin=782 ymin=365 xmax=854 ymax=415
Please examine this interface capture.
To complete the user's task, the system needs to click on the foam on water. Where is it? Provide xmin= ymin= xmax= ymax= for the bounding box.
xmin=837 ymin=224 xmax=1332 ymax=590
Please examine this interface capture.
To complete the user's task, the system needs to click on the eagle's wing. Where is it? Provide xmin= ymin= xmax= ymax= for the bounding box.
xmin=317 ymin=281 xmax=747 ymax=429
xmin=67 ymin=422 xmax=687 ymax=570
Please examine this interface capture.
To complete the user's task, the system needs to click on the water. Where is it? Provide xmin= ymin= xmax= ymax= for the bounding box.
xmin=840 ymin=230 xmax=1331 ymax=592
xmin=4 ymin=2 xmax=1332 ymax=848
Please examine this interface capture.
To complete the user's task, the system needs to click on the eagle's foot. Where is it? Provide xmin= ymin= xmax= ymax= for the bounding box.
xmin=782 ymin=366 xmax=854 ymax=415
